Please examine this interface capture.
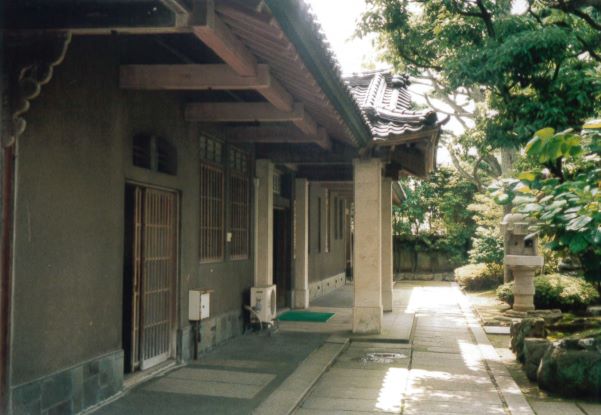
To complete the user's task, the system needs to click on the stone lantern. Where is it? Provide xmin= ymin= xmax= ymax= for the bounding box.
xmin=501 ymin=213 xmax=544 ymax=312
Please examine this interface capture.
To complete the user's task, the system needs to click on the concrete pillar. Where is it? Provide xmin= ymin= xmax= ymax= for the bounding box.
xmin=293 ymin=179 xmax=309 ymax=309
xmin=254 ymin=159 xmax=274 ymax=287
xmin=352 ymin=158 xmax=383 ymax=334
xmin=381 ymin=177 xmax=393 ymax=312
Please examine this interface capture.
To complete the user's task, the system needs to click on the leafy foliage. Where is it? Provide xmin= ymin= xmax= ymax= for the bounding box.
xmin=490 ymin=124 xmax=601 ymax=286
xmin=455 ymin=263 xmax=504 ymax=291
xmin=497 ymin=274 xmax=600 ymax=311
xmin=394 ymin=168 xmax=477 ymax=264
xmin=358 ymin=0 xmax=601 ymax=149
xmin=467 ymin=193 xmax=505 ymax=264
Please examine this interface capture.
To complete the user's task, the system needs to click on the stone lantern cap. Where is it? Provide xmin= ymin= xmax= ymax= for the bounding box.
xmin=501 ymin=213 xmax=532 ymax=236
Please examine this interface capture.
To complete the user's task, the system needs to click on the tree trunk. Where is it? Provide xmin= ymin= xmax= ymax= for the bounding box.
xmin=501 ymin=147 xmax=517 ymax=214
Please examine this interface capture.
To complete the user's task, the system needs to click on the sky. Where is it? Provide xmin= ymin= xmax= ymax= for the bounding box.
xmin=305 ymin=0 xmax=381 ymax=75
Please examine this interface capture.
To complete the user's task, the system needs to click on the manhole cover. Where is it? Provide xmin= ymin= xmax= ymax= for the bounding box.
xmin=359 ymin=352 xmax=407 ymax=364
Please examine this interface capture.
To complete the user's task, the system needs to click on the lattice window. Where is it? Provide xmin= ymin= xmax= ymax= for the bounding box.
xmin=230 ymin=148 xmax=249 ymax=260
xmin=334 ymin=197 xmax=339 ymax=240
xmin=338 ymin=198 xmax=344 ymax=240
xmin=273 ymin=172 xmax=282 ymax=195
xmin=199 ymin=135 xmax=223 ymax=164
xmin=325 ymin=190 xmax=330 ymax=253
xmin=199 ymin=136 xmax=224 ymax=262
xmin=317 ymin=197 xmax=322 ymax=253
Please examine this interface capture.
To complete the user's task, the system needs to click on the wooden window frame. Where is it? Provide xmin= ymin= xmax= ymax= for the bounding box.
xmin=199 ymin=136 xmax=225 ymax=263
xmin=338 ymin=199 xmax=344 ymax=240
xmin=317 ymin=197 xmax=322 ymax=253
xmin=334 ymin=196 xmax=339 ymax=240
xmin=229 ymin=148 xmax=250 ymax=261
xmin=325 ymin=190 xmax=330 ymax=253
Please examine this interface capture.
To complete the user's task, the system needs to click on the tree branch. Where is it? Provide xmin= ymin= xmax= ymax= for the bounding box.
xmin=476 ymin=0 xmax=496 ymax=37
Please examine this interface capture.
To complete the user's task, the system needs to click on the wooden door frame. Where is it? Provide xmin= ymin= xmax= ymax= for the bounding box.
xmin=124 ymin=181 xmax=180 ymax=372
xmin=273 ymin=206 xmax=292 ymax=308
xmin=1 ymin=146 xmax=15 ymax=412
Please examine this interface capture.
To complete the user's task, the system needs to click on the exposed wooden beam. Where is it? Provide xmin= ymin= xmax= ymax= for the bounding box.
xmin=257 ymin=76 xmax=294 ymax=112
xmin=224 ymin=126 xmax=331 ymax=151
xmin=293 ymin=112 xmax=317 ymax=136
xmin=189 ymin=0 xmax=329 ymax=147
xmin=185 ymin=102 xmax=305 ymax=122
xmin=297 ymin=165 xmax=353 ymax=181
xmin=5 ymin=3 xmax=180 ymax=31
xmin=373 ymin=129 xmax=437 ymax=146
xmin=160 ymin=0 xmax=191 ymax=15
xmin=160 ymin=0 xmax=191 ymax=26
xmin=255 ymin=143 xmax=357 ymax=164
xmin=314 ymin=128 xmax=332 ymax=151
xmin=314 ymin=182 xmax=354 ymax=196
xmin=119 ymin=64 xmax=270 ymax=90
xmin=191 ymin=0 xmax=258 ymax=77
xmin=391 ymin=147 xmax=427 ymax=178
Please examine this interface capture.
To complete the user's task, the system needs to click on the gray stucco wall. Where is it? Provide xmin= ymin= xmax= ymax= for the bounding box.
xmin=307 ymin=183 xmax=346 ymax=284
xmin=10 ymin=35 xmax=253 ymax=389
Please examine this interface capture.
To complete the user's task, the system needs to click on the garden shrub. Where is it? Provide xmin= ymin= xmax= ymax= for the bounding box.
xmin=497 ymin=274 xmax=600 ymax=311
xmin=455 ymin=263 xmax=504 ymax=291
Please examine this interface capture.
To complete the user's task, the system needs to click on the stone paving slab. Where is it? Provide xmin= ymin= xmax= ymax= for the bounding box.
xmin=295 ymin=410 xmax=397 ymax=415
xmin=529 ymin=401 xmax=587 ymax=415
xmin=143 ymin=377 xmax=265 ymax=399
xmin=301 ymin=396 xmax=401 ymax=413
xmin=94 ymin=332 xmax=328 ymax=415
xmin=292 ymin=282 xmax=537 ymax=415
xmin=352 ymin=313 xmax=415 ymax=344
xmin=580 ymin=404 xmax=601 ymax=415
xmin=252 ymin=336 xmax=348 ymax=415
xmin=403 ymin=400 xmax=506 ymax=414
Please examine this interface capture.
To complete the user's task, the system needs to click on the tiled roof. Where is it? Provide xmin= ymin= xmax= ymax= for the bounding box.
xmin=345 ymin=71 xmax=439 ymax=140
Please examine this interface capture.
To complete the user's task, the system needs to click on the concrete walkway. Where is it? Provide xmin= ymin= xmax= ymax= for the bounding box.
xmin=293 ymin=281 xmax=535 ymax=414
xmin=92 ymin=282 xmax=542 ymax=414
xmin=93 ymin=332 xmax=331 ymax=415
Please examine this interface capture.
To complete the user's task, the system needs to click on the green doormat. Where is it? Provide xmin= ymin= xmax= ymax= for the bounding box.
xmin=276 ymin=310 xmax=335 ymax=322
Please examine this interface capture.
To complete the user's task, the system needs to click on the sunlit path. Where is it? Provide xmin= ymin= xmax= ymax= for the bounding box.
xmin=293 ymin=281 xmax=534 ymax=415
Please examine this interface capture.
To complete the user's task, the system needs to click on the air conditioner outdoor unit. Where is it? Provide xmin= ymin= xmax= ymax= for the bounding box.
xmin=250 ymin=285 xmax=277 ymax=323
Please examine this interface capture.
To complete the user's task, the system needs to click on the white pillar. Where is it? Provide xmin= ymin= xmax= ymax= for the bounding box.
xmin=293 ymin=179 xmax=309 ymax=309
xmin=254 ymin=159 xmax=274 ymax=287
xmin=381 ymin=177 xmax=393 ymax=312
xmin=352 ymin=158 xmax=383 ymax=334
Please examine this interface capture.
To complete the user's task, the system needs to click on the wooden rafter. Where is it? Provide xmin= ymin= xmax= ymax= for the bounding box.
xmin=189 ymin=0 xmax=330 ymax=149
xmin=119 ymin=64 xmax=270 ymax=90
xmin=191 ymin=0 xmax=258 ymax=77
xmin=159 ymin=0 xmax=191 ymax=26
xmin=390 ymin=147 xmax=427 ymax=178
xmin=225 ymin=126 xmax=331 ymax=151
xmin=185 ymin=102 xmax=305 ymax=122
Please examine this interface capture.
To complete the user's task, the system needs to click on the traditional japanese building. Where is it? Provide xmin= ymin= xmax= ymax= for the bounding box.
xmin=0 ymin=1 xmax=442 ymax=414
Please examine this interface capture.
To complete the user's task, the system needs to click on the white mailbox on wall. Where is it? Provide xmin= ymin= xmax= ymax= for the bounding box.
xmin=189 ymin=290 xmax=212 ymax=321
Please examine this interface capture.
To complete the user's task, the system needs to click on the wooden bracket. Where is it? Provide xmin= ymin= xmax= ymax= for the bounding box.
xmin=7 ymin=32 xmax=72 ymax=148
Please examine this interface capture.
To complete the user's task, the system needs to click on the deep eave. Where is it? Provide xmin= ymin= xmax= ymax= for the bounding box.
xmin=265 ymin=0 xmax=372 ymax=148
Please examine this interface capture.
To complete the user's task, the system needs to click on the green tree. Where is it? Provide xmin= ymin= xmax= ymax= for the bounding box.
xmin=358 ymin=0 xmax=601 ymax=149
xmin=394 ymin=168 xmax=477 ymax=264
xmin=490 ymin=121 xmax=601 ymax=288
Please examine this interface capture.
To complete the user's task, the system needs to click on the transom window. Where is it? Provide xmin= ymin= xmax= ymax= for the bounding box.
xmin=133 ymin=134 xmax=177 ymax=175
xmin=199 ymin=135 xmax=223 ymax=165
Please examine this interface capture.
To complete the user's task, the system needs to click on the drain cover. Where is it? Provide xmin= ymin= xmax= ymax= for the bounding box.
xmin=360 ymin=352 xmax=407 ymax=364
